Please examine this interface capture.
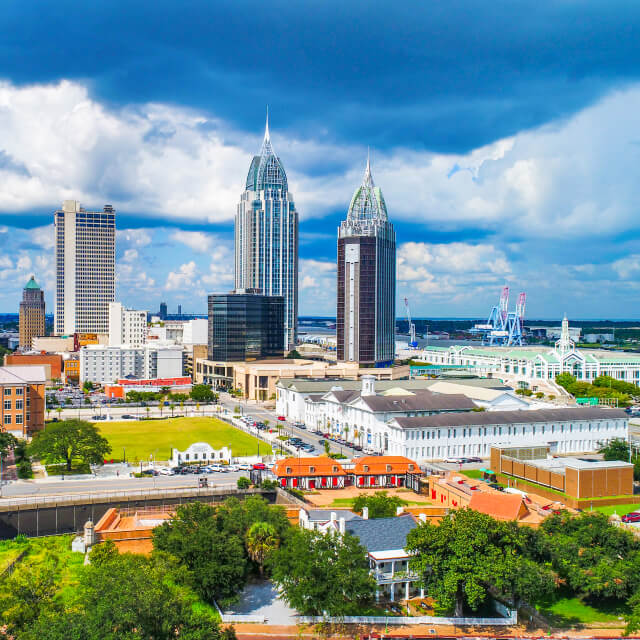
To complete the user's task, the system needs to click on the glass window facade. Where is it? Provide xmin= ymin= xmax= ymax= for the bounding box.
xmin=208 ymin=292 xmax=284 ymax=361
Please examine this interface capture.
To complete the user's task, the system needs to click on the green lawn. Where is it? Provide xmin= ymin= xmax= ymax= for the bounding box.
xmin=537 ymin=593 xmax=627 ymax=626
xmin=460 ymin=469 xmax=484 ymax=479
xmin=327 ymin=497 xmax=426 ymax=508
xmin=96 ymin=416 xmax=264 ymax=462
xmin=592 ymin=503 xmax=640 ymax=516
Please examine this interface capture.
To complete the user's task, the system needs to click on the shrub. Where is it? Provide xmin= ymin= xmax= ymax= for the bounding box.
xmin=260 ymin=479 xmax=278 ymax=490
xmin=237 ymin=476 xmax=251 ymax=490
xmin=17 ymin=459 xmax=33 ymax=479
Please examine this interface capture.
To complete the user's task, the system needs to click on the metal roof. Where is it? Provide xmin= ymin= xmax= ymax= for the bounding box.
xmin=345 ymin=514 xmax=417 ymax=553
xmin=391 ymin=407 xmax=628 ymax=429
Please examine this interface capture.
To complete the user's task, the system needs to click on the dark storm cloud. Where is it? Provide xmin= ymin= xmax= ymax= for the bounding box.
xmin=1 ymin=0 xmax=638 ymax=152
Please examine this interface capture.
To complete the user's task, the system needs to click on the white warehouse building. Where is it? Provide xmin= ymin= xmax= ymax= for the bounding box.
xmin=79 ymin=344 xmax=184 ymax=384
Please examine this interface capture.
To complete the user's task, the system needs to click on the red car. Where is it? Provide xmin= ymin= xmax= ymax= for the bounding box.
xmin=622 ymin=512 xmax=640 ymax=523
xmin=252 ymin=463 xmax=266 ymax=470
xmin=277 ymin=416 xmax=286 ymax=421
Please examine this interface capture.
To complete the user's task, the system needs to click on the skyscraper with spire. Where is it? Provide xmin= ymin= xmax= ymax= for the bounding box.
xmin=337 ymin=155 xmax=395 ymax=366
xmin=235 ymin=115 xmax=299 ymax=350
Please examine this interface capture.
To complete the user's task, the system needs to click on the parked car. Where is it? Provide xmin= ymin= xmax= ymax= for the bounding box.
xmin=237 ymin=463 xmax=252 ymax=471
xmin=158 ymin=467 xmax=172 ymax=475
xmin=253 ymin=463 xmax=266 ymax=470
xmin=140 ymin=469 xmax=159 ymax=476
xmin=209 ymin=465 xmax=224 ymax=472
xmin=622 ymin=512 xmax=640 ymax=523
xmin=466 ymin=456 xmax=483 ymax=463
xmin=277 ymin=415 xmax=286 ymax=421
xmin=444 ymin=456 xmax=465 ymax=464
xmin=121 ymin=414 xmax=134 ymax=419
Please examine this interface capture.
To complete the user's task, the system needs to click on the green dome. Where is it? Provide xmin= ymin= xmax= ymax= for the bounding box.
xmin=24 ymin=276 xmax=41 ymax=290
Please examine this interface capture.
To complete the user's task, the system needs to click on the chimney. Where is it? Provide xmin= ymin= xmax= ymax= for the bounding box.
xmin=339 ymin=517 xmax=346 ymax=534
xmin=330 ymin=511 xmax=337 ymax=524
xmin=418 ymin=513 xmax=427 ymax=523
xmin=84 ymin=520 xmax=96 ymax=547
xmin=396 ymin=506 xmax=404 ymax=516
xmin=361 ymin=375 xmax=375 ymax=397
xmin=362 ymin=506 xmax=369 ymax=520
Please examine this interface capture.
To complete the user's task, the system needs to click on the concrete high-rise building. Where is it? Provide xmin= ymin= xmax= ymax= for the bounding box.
xmin=108 ymin=302 xmax=148 ymax=347
xmin=54 ymin=200 xmax=116 ymax=335
xmin=337 ymin=156 xmax=395 ymax=366
xmin=208 ymin=291 xmax=284 ymax=361
xmin=19 ymin=276 xmax=45 ymax=349
xmin=235 ymin=116 xmax=298 ymax=350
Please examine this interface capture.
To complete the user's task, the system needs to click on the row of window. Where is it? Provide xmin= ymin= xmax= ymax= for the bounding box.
xmin=4 ymin=400 xmax=26 ymax=409
xmin=3 ymin=387 xmax=24 ymax=396
xmin=4 ymin=414 xmax=28 ymax=425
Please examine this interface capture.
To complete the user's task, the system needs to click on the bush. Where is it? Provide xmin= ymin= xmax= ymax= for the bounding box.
xmin=260 ymin=479 xmax=278 ymax=490
xmin=286 ymin=487 xmax=305 ymax=499
xmin=237 ymin=476 xmax=251 ymax=489
xmin=17 ymin=459 xmax=33 ymax=479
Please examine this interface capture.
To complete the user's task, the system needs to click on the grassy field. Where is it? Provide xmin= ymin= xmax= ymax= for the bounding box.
xmin=328 ymin=496 xmax=426 ymax=508
xmin=537 ymin=593 xmax=627 ymax=626
xmin=460 ymin=469 xmax=484 ymax=479
xmin=96 ymin=416 xmax=265 ymax=462
xmin=593 ymin=503 xmax=640 ymax=516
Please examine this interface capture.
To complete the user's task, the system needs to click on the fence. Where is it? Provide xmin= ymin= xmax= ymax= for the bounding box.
xmin=296 ymin=608 xmax=517 ymax=626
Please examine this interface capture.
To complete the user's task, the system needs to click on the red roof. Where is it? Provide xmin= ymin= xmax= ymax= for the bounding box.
xmin=352 ymin=456 xmax=419 ymax=475
xmin=468 ymin=491 xmax=526 ymax=521
xmin=272 ymin=457 xmax=346 ymax=477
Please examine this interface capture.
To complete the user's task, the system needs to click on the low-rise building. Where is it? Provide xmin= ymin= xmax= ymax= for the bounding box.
xmin=170 ymin=443 xmax=231 ymax=466
xmin=391 ymin=407 xmax=628 ymax=461
xmin=196 ymin=358 xmax=411 ymax=399
xmin=4 ymin=353 xmax=63 ymax=383
xmin=352 ymin=456 xmax=419 ymax=488
xmin=104 ymin=376 xmax=193 ymax=399
xmin=80 ymin=344 xmax=184 ymax=384
xmin=0 ymin=365 xmax=46 ymax=436
xmin=64 ymin=356 xmax=80 ymax=384
xmin=273 ymin=456 xmax=348 ymax=489
xmin=31 ymin=336 xmax=75 ymax=352
xmin=491 ymin=444 xmax=635 ymax=500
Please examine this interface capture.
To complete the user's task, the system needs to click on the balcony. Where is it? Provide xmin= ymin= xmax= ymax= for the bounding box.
xmin=372 ymin=569 xmax=419 ymax=584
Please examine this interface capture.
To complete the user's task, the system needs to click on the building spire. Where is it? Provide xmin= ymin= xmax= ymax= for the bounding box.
xmin=363 ymin=147 xmax=374 ymax=187
xmin=264 ymin=105 xmax=270 ymax=143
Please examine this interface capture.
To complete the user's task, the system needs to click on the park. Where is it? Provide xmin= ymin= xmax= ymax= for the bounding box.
xmin=95 ymin=416 xmax=266 ymax=463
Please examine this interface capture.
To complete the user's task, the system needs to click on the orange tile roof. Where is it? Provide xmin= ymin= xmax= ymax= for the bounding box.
xmin=272 ymin=456 xmax=346 ymax=477
xmin=352 ymin=456 xmax=419 ymax=475
xmin=468 ymin=491 xmax=526 ymax=521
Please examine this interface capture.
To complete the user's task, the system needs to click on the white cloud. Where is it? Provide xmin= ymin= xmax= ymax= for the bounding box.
xmin=171 ymin=230 xmax=214 ymax=253
xmin=119 ymin=228 xmax=152 ymax=247
xmin=165 ymin=261 xmax=198 ymax=291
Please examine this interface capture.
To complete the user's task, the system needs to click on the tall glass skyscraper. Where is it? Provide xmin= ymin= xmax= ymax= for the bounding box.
xmin=337 ymin=157 xmax=395 ymax=366
xmin=235 ymin=117 xmax=298 ymax=350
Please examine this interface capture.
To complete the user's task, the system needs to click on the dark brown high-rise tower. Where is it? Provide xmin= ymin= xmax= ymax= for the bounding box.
xmin=337 ymin=157 xmax=395 ymax=366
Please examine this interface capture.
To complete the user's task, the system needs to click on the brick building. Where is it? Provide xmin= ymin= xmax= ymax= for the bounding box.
xmin=0 ymin=366 xmax=46 ymax=436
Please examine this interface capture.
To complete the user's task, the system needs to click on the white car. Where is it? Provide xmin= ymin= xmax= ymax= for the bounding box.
xmin=226 ymin=464 xmax=239 ymax=472
xmin=158 ymin=467 xmax=172 ymax=475
xmin=444 ymin=456 xmax=465 ymax=464
xmin=237 ymin=463 xmax=252 ymax=471
xmin=209 ymin=464 xmax=224 ymax=472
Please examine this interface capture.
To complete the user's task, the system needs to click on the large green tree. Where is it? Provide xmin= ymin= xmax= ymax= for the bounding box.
xmin=406 ymin=508 xmax=552 ymax=616
xmin=0 ymin=431 xmax=17 ymax=459
xmin=269 ymin=528 xmax=375 ymax=616
xmin=352 ymin=491 xmax=408 ymax=519
xmin=152 ymin=501 xmax=248 ymax=605
xmin=22 ymin=544 xmax=235 ymax=640
xmin=28 ymin=419 xmax=111 ymax=471
xmin=190 ymin=384 xmax=217 ymax=403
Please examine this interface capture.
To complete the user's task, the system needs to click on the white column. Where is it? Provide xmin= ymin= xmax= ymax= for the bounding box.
xmin=391 ymin=560 xmax=395 ymax=577
xmin=390 ymin=583 xmax=395 ymax=602
xmin=405 ymin=581 xmax=410 ymax=601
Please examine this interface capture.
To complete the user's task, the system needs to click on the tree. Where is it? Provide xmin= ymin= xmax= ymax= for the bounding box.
xmin=24 ymin=545 xmax=236 ymax=640
xmin=190 ymin=384 xmax=216 ymax=403
xmin=0 ymin=431 xmax=17 ymax=459
xmin=269 ymin=528 xmax=375 ymax=616
xmin=352 ymin=491 xmax=408 ymax=519
xmin=323 ymin=440 xmax=331 ymax=455
xmin=406 ymin=508 xmax=551 ymax=616
xmin=599 ymin=437 xmax=631 ymax=462
xmin=286 ymin=349 xmax=301 ymax=359
xmin=82 ymin=381 xmax=94 ymax=393
xmin=28 ymin=419 xmax=111 ymax=471
xmin=170 ymin=402 xmax=175 ymax=417
xmin=237 ymin=476 xmax=251 ymax=490
xmin=152 ymin=501 xmax=248 ymax=605
xmin=245 ymin=522 xmax=279 ymax=576
xmin=555 ymin=373 xmax=577 ymax=390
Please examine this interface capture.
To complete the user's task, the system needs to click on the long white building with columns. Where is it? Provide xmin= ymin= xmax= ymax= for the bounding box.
xmin=420 ymin=317 xmax=640 ymax=384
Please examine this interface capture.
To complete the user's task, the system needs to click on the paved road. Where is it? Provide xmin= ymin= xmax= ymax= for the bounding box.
xmin=0 ymin=470 xmax=249 ymax=498
xmin=217 ymin=392 xmax=359 ymax=458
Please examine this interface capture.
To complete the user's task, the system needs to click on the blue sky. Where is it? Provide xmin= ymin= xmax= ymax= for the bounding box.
xmin=1 ymin=0 xmax=640 ymax=319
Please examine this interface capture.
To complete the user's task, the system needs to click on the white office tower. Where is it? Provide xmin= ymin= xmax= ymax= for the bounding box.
xmin=54 ymin=200 xmax=116 ymax=335
xmin=108 ymin=302 xmax=148 ymax=347
xmin=235 ymin=116 xmax=299 ymax=350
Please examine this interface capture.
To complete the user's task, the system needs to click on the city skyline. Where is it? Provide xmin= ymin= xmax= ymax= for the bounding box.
xmin=0 ymin=2 xmax=640 ymax=318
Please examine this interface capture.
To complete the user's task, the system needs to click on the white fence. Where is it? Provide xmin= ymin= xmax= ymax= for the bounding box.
xmin=296 ymin=608 xmax=517 ymax=626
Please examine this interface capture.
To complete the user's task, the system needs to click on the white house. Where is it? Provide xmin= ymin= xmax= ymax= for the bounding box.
xmin=171 ymin=443 xmax=231 ymax=466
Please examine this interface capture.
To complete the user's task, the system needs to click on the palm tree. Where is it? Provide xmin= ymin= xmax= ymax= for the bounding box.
xmin=56 ymin=407 xmax=63 ymax=419
xmin=145 ymin=406 xmax=150 ymax=419
xmin=179 ymin=400 xmax=184 ymax=415
xmin=245 ymin=522 xmax=279 ymax=577
xmin=170 ymin=403 xmax=175 ymax=417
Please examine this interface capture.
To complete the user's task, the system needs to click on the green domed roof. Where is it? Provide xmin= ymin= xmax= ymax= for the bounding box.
xmin=24 ymin=276 xmax=41 ymax=290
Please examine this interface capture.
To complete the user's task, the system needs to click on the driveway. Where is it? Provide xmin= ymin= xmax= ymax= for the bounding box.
xmin=224 ymin=580 xmax=298 ymax=625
